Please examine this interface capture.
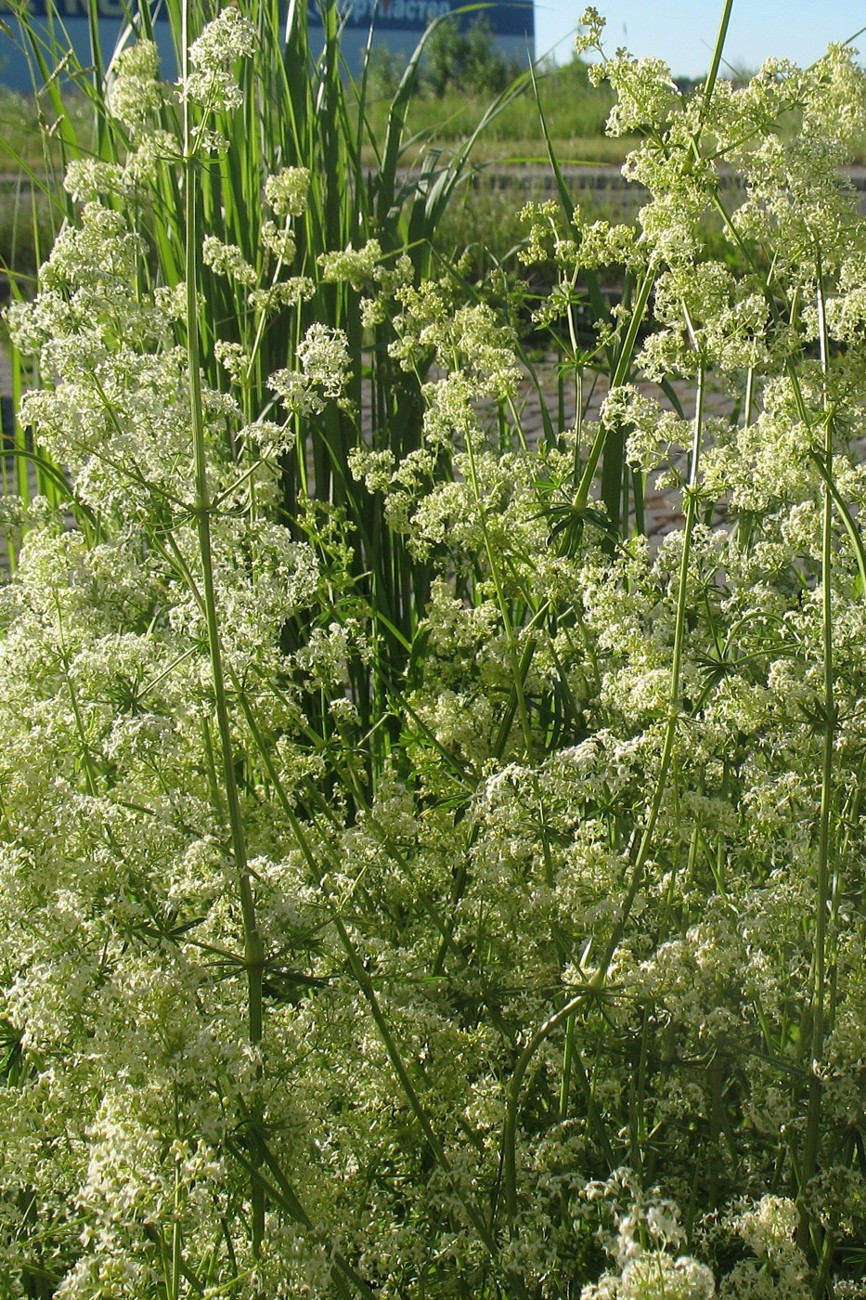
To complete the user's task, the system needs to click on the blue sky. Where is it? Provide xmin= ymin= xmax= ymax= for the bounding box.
xmin=533 ymin=0 xmax=866 ymax=74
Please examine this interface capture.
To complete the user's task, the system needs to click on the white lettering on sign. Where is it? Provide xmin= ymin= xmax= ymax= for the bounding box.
xmin=335 ymin=0 xmax=452 ymax=27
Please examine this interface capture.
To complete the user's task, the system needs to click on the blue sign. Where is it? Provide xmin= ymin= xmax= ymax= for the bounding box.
xmin=309 ymin=0 xmax=533 ymax=38
xmin=0 ymin=2 xmax=175 ymax=88
xmin=0 ymin=0 xmax=532 ymax=37
xmin=0 ymin=0 xmax=534 ymax=88
xmin=0 ymin=0 xmax=169 ymax=16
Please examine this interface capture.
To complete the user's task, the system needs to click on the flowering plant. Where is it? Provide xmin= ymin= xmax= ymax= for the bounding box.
xmin=2 ymin=0 xmax=866 ymax=1295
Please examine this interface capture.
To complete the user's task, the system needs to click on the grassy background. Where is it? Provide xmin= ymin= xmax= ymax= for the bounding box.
xmin=2 ymin=48 xmax=861 ymax=285
xmin=359 ymin=54 xmax=632 ymax=164
xmin=0 ymin=58 xmax=634 ymax=288
xmin=0 ymin=56 xmax=626 ymax=174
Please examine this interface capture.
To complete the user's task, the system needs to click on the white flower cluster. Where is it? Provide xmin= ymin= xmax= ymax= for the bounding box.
xmin=268 ymin=323 xmax=352 ymax=418
xmin=106 ymin=38 xmax=165 ymax=133
xmin=180 ymin=7 xmax=256 ymax=112
xmin=580 ymin=1179 xmax=716 ymax=1300
xmin=264 ymin=166 xmax=310 ymax=219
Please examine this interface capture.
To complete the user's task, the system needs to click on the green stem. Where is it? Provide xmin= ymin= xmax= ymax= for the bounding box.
xmin=498 ymin=361 xmax=707 ymax=1228
xmin=574 ymin=266 xmax=656 ymax=518
xmin=53 ymin=593 xmax=99 ymax=799
xmin=802 ymin=263 xmax=835 ymax=1200
xmin=181 ymin=1 xmax=265 ymax=1254
xmin=701 ymin=0 xmax=735 ymax=123
xmin=499 ymin=990 xmax=595 ymax=1223
xmin=170 ymin=1164 xmax=182 ymax=1300
xmin=598 ymin=357 xmax=706 ymax=977
xmin=235 ymin=693 xmax=515 ymax=1287
xmin=558 ymin=1015 xmax=575 ymax=1121
xmin=464 ymin=430 xmax=534 ymax=756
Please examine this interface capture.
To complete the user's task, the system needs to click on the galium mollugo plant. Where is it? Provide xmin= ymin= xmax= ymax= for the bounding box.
xmin=5 ymin=0 xmax=866 ymax=1296
xmin=2 ymin=0 xmax=526 ymax=723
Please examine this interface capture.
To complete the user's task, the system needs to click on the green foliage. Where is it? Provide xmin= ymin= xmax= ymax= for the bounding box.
xmin=360 ymin=49 xmax=620 ymax=157
xmin=3 ymin=1 xmax=866 ymax=1297
xmin=424 ymin=14 xmax=518 ymax=97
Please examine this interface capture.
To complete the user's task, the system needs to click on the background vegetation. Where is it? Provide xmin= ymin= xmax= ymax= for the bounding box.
xmin=0 ymin=34 xmax=628 ymax=289
xmin=362 ymin=26 xmax=625 ymax=160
